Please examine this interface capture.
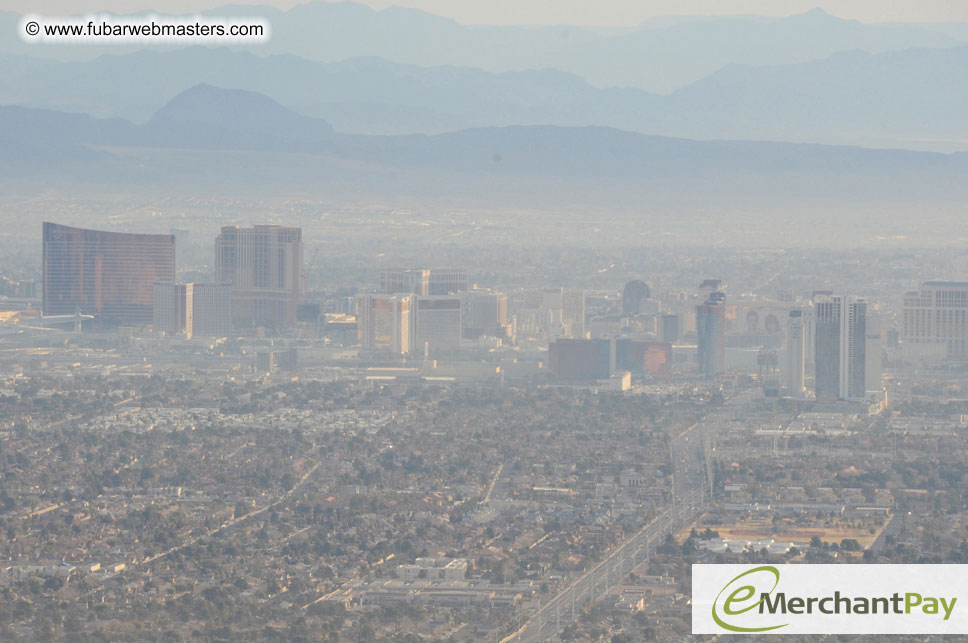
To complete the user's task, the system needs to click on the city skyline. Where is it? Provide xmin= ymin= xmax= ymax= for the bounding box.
xmin=3 ymin=2 xmax=967 ymax=638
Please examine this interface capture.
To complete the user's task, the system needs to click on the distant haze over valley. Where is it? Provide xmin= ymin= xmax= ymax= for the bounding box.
xmin=1 ymin=1 xmax=966 ymax=249
xmin=1 ymin=4 xmax=968 ymax=150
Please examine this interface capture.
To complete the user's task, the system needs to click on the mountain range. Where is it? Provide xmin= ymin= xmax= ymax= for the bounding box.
xmin=2 ymin=4 xmax=966 ymax=93
xmin=3 ymin=83 xmax=965 ymax=184
xmin=1 ymin=3 xmax=965 ymax=246
xmin=2 ymin=44 xmax=967 ymax=150
xmin=2 ymin=82 xmax=965 ymax=253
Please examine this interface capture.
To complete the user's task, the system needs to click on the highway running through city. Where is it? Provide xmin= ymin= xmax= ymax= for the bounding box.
xmin=502 ymin=390 xmax=753 ymax=642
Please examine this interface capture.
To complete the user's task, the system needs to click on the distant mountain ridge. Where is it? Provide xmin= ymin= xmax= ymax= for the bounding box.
xmin=142 ymin=83 xmax=337 ymax=152
xmin=3 ymin=45 xmax=968 ymax=150
xmin=3 ymin=84 xmax=967 ymax=230
xmin=3 ymin=83 xmax=965 ymax=177
xmin=1 ymin=4 xmax=965 ymax=92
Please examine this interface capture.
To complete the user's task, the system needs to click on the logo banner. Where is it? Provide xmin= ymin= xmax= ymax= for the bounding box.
xmin=693 ymin=564 xmax=968 ymax=634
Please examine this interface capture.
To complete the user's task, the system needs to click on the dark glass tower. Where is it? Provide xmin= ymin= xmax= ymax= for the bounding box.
xmin=43 ymin=222 xmax=175 ymax=325
xmin=697 ymin=292 xmax=726 ymax=375
xmin=814 ymin=295 xmax=866 ymax=401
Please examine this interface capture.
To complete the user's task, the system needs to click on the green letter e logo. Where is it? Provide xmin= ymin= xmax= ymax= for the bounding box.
xmin=711 ymin=565 xmax=787 ymax=633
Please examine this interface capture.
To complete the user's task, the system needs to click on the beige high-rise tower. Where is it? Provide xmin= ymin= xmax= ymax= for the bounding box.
xmin=215 ymin=225 xmax=303 ymax=327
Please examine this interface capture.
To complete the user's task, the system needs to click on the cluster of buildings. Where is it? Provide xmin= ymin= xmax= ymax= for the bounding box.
xmin=35 ymin=222 xmax=968 ymax=391
xmin=41 ymin=222 xmax=303 ymax=336
xmin=694 ymin=286 xmax=881 ymax=402
xmin=356 ymin=268 xmax=509 ymax=356
xmin=540 ymin=276 xmax=900 ymax=405
xmin=682 ymin=280 xmax=968 ymax=402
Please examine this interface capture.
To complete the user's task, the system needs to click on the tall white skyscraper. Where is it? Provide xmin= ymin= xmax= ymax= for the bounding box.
xmin=785 ymin=309 xmax=805 ymax=398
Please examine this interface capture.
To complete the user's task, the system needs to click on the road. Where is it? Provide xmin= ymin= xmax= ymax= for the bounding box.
xmin=503 ymin=490 xmax=701 ymax=642
xmin=482 ymin=463 xmax=504 ymax=505
xmin=502 ymin=389 xmax=753 ymax=642
xmin=140 ymin=457 xmax=320 ymax=567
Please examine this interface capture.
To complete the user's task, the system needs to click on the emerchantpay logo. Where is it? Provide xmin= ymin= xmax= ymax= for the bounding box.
xmin=693 ymin=564 xmax=967 ymax=634
xmin=711 ymin=565 xmax=787 ymax=633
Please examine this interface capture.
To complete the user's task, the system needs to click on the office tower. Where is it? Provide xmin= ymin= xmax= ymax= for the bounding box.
xmin=841 ymin=298 xmax=867 ymax=400
xmin=785 ymin=310 xmax=805 ymax=398
xmin=461 ymin=291 xmax=508 ymax=339
xmin=379 ymin=268 xmax=468 ymax=296
xmin=413 ymin=295 xmax=462 ymax=355
xmin=357 ymin=293 xmax=413 ymax=354
xmin=562 ymin=289 xmax=586 ymax=338
xmin=153 ymin=282 xmax=194 ymax=337
xmin=622 ymin=280 xmax=651 ymax=316
xmin=154 ymin=282 xmax=232 ymax=338
xmin=215 ymin=225 xmax=303 ymax=327
xmin=865 ymin=314 xmax=882 ymax=393
xmin=661 ymin=313 xmax=681 ymax=344
xmin=814 ymin=295 xmax=866 ymax=401
xmin=802 ymin=306 xmax=816 ymax=367
xmin=814 ymin=299 xmax=841 ymax=401
xmin=192 ymin=283 xmax=232 ymax=337
xmin=696 ymin=291 xmax=726 ymax=375
xmin=43 ymin=222 xmax=175 ymax=325
xmin=549 ymin=338 xmax=611 ymax=380
xmin=902 ymin=281 xmax=968 ymax=360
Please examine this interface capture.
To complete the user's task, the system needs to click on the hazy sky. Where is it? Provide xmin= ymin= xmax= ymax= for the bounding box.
xmin=5 ymin=0 xmax=968 ymax=25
